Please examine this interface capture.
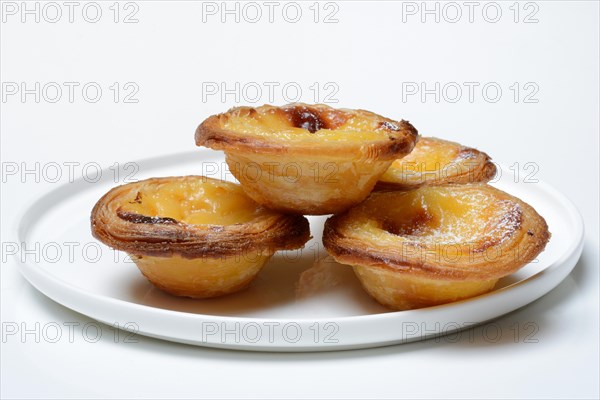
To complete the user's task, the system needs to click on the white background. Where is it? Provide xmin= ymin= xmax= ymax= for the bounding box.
xmin=1 ymin=1 xmax=599 ymax=398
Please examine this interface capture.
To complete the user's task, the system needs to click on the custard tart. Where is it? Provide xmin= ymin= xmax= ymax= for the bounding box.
xmin=195 ymin=103 xmax=418 ymax=215
xmin=377 ymin=137 xmax=496 ymax=190
xmin=91 ymin=176 xmax=310 ymax=298
xmin=323 ymin=184 xmax=550 ymax=310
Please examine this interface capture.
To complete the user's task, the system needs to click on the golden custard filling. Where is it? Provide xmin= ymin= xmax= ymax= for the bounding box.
xmin=118 ymin=177 xmax=273 ymax=226
xmin=196 ymin=103 xmax=418 ymax=214
xmin=219 ymin=104 xmax=399 ymax=143
xmin=91 ymin=176 xmax=312 ymax=298
xmin=378 ymin=137 xmax=496 ymax=189
xmin=387 ymin=137 xmax=461 ymax=175
xmin=323 ymin=184 xmax=550 ymax=310
xmin=355 ymin=187 xmax=520 ymax=249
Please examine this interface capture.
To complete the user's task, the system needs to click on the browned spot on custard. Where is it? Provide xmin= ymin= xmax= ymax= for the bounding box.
xmin=129 ymin=191 xmax=143 ymax=204
xmin=282 ymin=105 xmax=349 ymax=133
xmin=284 ymin=105 xmax=326 ymax=133
xmin=382 ymin=208 xmax=434 ymax=236
xmin=117 ymin=210 xmax=179 ymax=225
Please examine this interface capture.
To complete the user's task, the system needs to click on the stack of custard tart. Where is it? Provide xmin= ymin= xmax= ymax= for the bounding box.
xmin=91 ymin=103 xmax=550 ymax=310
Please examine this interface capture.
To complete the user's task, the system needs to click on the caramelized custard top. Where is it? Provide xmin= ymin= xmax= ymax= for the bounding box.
xmin=218 ymin=103 xmax=413 ymax=143
xmin=351 ymin=185 xmax=523 ymax=251
xmin=378 ymin=137 xmax=496 ymax=187
xmin=117 ymin=177 xmax=275 ymax=226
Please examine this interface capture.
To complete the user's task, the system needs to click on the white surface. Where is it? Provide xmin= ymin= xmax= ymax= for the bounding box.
xmin=1 ymin=0 xmax=598 ymax=398
xmin=15 ymin=153 xmax=584 ymax=351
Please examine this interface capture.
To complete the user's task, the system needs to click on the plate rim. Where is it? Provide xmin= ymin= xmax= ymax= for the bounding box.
xmin=12 ymin=150 xmax=586 ymax=350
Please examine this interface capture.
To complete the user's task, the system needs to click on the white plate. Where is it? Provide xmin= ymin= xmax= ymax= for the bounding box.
xmin=15 ymin=151 xmax=584 ymax=351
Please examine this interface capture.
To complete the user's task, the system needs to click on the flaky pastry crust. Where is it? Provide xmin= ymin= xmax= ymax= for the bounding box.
xmin=376 ymin=137 xmax=497 ymax=190
xmin=323 ymin=184 xmax=550 ymax=310
xmin=91 ymin=176 xmax=310 ymax=298
xmin=195 ymin=103 xmax=419 ymax=214
xmin=196 ymin=103 xmax=418 ymax=158
xmin=91 ymin=176 xmax=310 ymax=258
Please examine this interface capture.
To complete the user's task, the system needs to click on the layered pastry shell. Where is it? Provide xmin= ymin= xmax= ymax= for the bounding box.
xmin=91 ymin=176 xmax=310 ymax=298
xmin=195 ymin=103 xmax=419 ymax=215
xmin=323 ymin=184 xmax=550 ymax=310
xmin=377 ymin=137 xmax=496 ymax=190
